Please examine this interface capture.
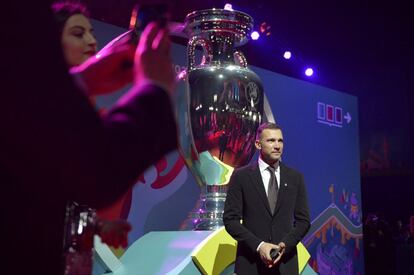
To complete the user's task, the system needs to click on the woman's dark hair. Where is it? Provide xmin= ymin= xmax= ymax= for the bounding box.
xmin=51 ymin=1 xmax=90 ymax=35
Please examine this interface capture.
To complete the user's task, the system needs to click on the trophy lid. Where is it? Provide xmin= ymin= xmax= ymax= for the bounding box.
xmin=184 ymin=8 xmax=254 ymax=46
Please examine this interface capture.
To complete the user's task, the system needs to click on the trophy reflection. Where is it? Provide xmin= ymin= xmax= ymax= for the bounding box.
xmin=177 ymin=8 xmax=264 ymax=230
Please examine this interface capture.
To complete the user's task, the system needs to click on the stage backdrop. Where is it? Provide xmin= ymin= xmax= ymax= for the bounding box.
xmin=92 ymin=20 xmax=364 ymax=275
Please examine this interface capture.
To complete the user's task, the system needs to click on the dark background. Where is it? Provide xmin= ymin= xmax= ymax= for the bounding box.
xmin=84 ymin=0 xmax=413 ymax=272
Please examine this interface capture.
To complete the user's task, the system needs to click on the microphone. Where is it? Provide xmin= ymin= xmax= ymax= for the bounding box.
xmin=270 ymin=247 xmax=281 ymax=260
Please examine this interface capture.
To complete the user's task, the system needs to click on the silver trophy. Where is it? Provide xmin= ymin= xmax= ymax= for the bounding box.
xmin=177 ymin=8 xmax=264 ymax=230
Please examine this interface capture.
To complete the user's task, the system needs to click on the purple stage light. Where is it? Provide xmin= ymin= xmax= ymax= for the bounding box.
xmin=251 ymin=31 xmax=260 ymax=40
xmin=283 ymin=51 xmax=292 ymax=60
xmin=305 ymin=67 xmax=314 ymax=77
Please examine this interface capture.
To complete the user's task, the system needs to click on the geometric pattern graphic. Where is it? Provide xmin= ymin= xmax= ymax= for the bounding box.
xmin=303 ymin=202 xmax=364 ymax=274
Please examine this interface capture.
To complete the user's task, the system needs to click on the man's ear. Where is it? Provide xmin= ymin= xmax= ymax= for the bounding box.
xmin=255 ymin=140 xmax=261 ymax=150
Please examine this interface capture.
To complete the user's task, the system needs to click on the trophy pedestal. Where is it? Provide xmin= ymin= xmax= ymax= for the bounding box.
xmin=94 ymin=229 xmax=237 ymax=275
xmin=181 ymin=185 xmax=228 ymax=230
xmin=93 ymin=230 xmax=313 ymax=274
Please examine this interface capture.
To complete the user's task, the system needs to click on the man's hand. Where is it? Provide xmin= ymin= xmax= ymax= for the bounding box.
xmin=271 ymin=242 xmax=286 ymax=266
xmin=258 ymin=242 xmax=286 ymax=268
xmin=258 ymin=242 xmax=279 ymax=268
xmin=70 ymin=41 xmax=135 ymax=96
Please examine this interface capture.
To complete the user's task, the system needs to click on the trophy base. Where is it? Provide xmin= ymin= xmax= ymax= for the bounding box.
xmin=181 ymin=185 xmax=228 ymax=231
xmin=181 ymin=211 xmax=224 ymax=231
xmin=192 ymin=211 xmax=224 ymax=231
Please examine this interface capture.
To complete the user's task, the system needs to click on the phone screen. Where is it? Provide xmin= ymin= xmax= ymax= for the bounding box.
xmin=129 ymin=4 xmax=170 ymax=44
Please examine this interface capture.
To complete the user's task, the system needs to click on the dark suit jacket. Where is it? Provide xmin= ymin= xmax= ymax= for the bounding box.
xmin=223 ymin=163 xmax=310 ymax=275
xmin=1 ymin=1 xmax=177 ymax=274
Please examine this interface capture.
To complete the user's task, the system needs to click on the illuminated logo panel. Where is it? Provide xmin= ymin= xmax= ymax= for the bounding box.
xmin=317 ymin=102 xmax=351 ymax=128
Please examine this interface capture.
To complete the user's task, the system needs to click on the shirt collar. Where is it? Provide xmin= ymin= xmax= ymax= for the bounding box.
xmin=258 ymin=156 xmax=279 ymax=173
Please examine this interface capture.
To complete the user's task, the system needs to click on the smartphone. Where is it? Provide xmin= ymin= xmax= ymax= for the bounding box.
xmin=129 ymin=3 xmax=170 ymax=44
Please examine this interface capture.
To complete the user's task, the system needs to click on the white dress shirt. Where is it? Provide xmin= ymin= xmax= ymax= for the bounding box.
xmin=258 ymin=157 xmax=280 ymax=193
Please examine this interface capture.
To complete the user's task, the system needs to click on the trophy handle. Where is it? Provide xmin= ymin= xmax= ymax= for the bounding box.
xmin=233 ymin=51 xmax=248 ymax=68
xmin=188 ymin=36 xmax=212 ymax=71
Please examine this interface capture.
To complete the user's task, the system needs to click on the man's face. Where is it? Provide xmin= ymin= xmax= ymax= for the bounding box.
xmin=255 ymin=128 xmax=284 ymax=164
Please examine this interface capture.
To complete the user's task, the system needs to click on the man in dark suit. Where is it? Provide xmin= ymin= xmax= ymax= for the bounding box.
xmin=223 ymin=122 xmax=310 ymax=275
xmin=1 ymin=1 xmax=176 ymax=274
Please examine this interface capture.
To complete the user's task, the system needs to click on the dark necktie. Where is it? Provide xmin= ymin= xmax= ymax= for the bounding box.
xmin=267 ymin=166 xmax=278 ymax=214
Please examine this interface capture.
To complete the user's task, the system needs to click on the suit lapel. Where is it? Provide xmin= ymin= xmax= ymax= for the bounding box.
xmin=248 ymin=164 xmax=273 ymax=216
xmin=273 ymin=163 xmax=287 ymax=216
